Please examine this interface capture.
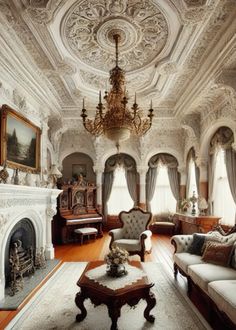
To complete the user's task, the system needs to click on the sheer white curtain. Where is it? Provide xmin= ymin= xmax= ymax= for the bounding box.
xmin=187 ymin=159 xmax=198 ymax=199
xmin=213 ymin=149 xmax=236 ymax=226
xmin=150 ymin=165 xmax=176 ymax=214
xmin=107 ymin=166 xmax=133 ymax=215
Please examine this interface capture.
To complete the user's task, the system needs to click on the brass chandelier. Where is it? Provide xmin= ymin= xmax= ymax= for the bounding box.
xmin=81 ymin=34 xmax=154 ymax=149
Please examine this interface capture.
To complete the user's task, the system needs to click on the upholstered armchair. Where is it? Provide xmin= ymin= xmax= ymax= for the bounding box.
xmin=109 ymin=207 xmax=153 ymax=261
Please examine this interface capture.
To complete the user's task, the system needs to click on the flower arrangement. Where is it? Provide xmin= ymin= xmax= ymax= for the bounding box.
xmin=105 ymin=246 xmax=129 ymax=277
xmin=105 ymin=246 xmax=129 ymax=265
xmin=179 ymin=198 xmax=191 ymax=212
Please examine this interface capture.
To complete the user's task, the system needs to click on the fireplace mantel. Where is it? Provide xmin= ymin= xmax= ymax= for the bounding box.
xmin=0 ymin=184 xmax=62 ymax=300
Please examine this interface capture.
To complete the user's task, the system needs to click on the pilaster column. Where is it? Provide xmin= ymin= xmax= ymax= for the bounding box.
xmin=196 ymin=158 xmax=208 ymax=199
xmin=41 ymin=118 xmax=49 ymax=173
xmin=93 ymin=165 xmax=103 ymax=213
xmin=137 ymin=166 xmax=148 ymax=210
xmin=45 ymin=206 xmax=56 ymax=259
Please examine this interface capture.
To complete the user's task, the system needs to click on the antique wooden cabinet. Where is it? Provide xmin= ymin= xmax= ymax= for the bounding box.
xmin=173 ymin=213 xmax=221 ymax=234
xmin=52 ymin=180 xmax=103 ymax=244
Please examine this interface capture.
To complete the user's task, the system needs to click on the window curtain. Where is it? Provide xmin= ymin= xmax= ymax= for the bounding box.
xmin=195 ymin=163 xmax=200 ymax=194
xmin=103 ymin=153 xmax=137 ymax=217
xmin=146 ymin=167 xmax=158 ymax=211
xmin=208 ymin=127 xmax=234 ymax=215
xmin=102 ymin=171 xmax=114 ymax=220
xmin=208 ymin=152 xmax=217 ymax=215
xmin=167 ymin=167 xmax=180 ymax=204
xmin=225 ymin=147 xmax=236 ymax=224
xmin=125 ymin=170 xmax=138 ymax=206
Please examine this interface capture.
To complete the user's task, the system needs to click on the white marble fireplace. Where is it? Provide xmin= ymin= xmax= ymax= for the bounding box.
xmin=0 ymin=184 xmax=61 ymax=300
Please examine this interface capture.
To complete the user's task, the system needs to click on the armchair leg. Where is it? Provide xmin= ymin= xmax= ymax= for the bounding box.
xmin=141 ymin=253 xmax=145 ymax=262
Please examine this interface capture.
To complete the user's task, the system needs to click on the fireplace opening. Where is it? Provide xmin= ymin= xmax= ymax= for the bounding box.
xmin=5 ymin=218 xmax=36 ymax=288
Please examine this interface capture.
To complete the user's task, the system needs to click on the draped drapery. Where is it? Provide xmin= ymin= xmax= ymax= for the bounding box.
xmin=208 ymin=152 xmax=217 ymax=215
xmin=168 ymin=167 xmax=180 ymax=203
xmin=102 ymin=171 xmax=114 ymax=219
xmin=195 ymin=163 xmax=200 ymax=194
xmin=225 ymin=148 xmax=236 ymax=224
xmin=208 ymin=127 xmax=234 ymax=215
xmin=146 ymin=167 xmax=158 ymax=212
xmin=103 ymin=153 xmax=138 ymax=218
xmin=146 ymin=153 xmax=179 ymax=211
xmin=125 ymin=170 xmax=138 ymax=206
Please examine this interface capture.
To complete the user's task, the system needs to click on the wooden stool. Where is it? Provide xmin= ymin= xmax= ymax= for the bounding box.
xmin=74 ymin=227 xmax=98 ymax=245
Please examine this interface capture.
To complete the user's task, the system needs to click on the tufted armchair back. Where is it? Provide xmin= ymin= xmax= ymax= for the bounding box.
xmin=119 ymin=208 xmax=152 ymax=239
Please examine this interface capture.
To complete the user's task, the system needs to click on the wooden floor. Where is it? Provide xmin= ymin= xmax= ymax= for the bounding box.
xmin=0 ymin=233 xmax=185 ymax=329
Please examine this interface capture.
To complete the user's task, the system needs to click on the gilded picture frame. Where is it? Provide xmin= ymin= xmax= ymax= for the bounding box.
xmin=0 ymin=104 xmax=41 ymax=173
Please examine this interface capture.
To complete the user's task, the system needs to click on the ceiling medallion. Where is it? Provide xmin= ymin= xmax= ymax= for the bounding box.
xmin=62 ymin=0 xmax=168 ymax=72
xmin=81 ymin=34 xmax=154 ymax=149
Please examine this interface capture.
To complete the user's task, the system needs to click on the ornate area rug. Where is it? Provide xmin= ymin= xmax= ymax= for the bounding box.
xmin=6 ymin=262 xmax=211 ymax=330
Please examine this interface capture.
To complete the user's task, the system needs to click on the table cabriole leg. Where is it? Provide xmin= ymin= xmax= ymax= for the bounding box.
xmin=144 ymin=291 xmax=156 ymax=323
xmin=108 ymin=300 xmax=121 ymax=330
xmin=75 ymin=291 xmax=87 ymax=322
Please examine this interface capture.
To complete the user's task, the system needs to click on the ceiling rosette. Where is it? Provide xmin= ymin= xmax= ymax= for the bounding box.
xmin=61 ymin=0 xmax=169 ymax=72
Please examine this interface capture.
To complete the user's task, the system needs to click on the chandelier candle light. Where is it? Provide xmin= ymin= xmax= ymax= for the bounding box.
xmin=81 ymin=34 xmax=154 ymax=150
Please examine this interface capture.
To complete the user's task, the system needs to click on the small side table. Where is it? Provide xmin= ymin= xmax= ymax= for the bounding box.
xmin=75 ymin=261 xmax=156 ymax=330
xmin=74 ymin=227 xmax=98 ymax=245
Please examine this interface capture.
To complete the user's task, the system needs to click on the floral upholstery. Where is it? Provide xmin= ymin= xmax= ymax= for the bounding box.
xmin=109 ymin=207 xmax=152 ymax=262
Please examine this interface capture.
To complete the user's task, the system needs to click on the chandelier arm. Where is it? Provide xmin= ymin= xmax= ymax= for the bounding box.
xmin=81 ymin=33 xmax=153 ymax=146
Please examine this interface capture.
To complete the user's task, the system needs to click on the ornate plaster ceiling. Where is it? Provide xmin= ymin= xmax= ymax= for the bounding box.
xmin=0 ymin=0 xmax=235 ymax=128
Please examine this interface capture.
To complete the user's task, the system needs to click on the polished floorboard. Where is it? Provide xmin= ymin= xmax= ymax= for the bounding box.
xmin=0 ymin=233 xmax=187 ymax=329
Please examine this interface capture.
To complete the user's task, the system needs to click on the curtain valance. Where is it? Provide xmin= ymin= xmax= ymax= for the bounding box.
xmin=148 ymin=153 xmax=178 ymax=169
xmin=209 ymin=127 xmax=234 ymax=154
xmin=105 ymin=153 xmax=136 ymax=172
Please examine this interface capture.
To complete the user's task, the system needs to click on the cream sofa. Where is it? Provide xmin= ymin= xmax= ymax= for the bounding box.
xmin=171 ymin=226 xmax=236 ymax=329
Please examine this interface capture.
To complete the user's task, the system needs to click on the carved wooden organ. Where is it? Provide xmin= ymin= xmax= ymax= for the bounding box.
xmin=52 ymin=181 xmax=103 ymax=244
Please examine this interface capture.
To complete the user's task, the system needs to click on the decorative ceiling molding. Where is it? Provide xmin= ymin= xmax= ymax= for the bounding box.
xmin=61 ymin=0 xmax=169 ymax=72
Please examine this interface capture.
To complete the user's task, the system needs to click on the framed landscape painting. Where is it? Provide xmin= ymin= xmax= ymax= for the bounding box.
xmin=0 ymin=105 xmax=41 ymax=173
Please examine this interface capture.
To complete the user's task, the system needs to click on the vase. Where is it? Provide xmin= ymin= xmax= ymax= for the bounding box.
xmin=106 ymin=263 xmax=128 ymax=278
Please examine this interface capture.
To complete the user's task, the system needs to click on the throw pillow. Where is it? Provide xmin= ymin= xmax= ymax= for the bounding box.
xmin=188 ymin=233 xmax=206 ymax=256
xmin=202 ymin=242 xmax=234 ymax=267
xmin=201 ymin=232 xmax=224 ymax=254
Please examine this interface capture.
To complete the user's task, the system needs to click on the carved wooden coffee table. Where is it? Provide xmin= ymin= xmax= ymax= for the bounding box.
xmin=75 ymin=260 xmax=156 ymax=330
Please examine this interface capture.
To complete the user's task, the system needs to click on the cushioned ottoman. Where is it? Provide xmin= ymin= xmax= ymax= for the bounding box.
xmin=74 ymin=227 xmax=98 ymax=245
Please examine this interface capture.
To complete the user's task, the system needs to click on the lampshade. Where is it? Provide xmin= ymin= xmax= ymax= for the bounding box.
xmin=49 ymin=165 xmax=62 ymax=178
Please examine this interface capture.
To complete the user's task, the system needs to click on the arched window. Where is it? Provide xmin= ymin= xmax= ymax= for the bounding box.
xmin=146 ymin=153 xmax=179 ymax=213
xmin=213 ymin=148 xmax=235 ymax=226
xmin=107 ymin=166 xmax=133 ymax=215
xmin=150 ymin=165 xmax=176 ymax=214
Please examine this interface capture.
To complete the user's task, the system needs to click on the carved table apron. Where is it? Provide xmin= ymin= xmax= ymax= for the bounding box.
xmin=75 ymin=260 xmax=156 ymax=330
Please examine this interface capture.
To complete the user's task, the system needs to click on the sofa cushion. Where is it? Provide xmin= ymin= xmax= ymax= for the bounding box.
xmin=208 ymin=280 xmax=236 ymax=325
xmin=202 ymin=242 xmax=234 ymax=267
xmin=188 ymin=233 xmax=206 ymax=256
xmin=113 ymin=239 xmax=141 ymax=251
xmin=173 ymin=253 xmax=205 ymax=274
xmin=188 ymin=263 xmax=236 ymax=292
